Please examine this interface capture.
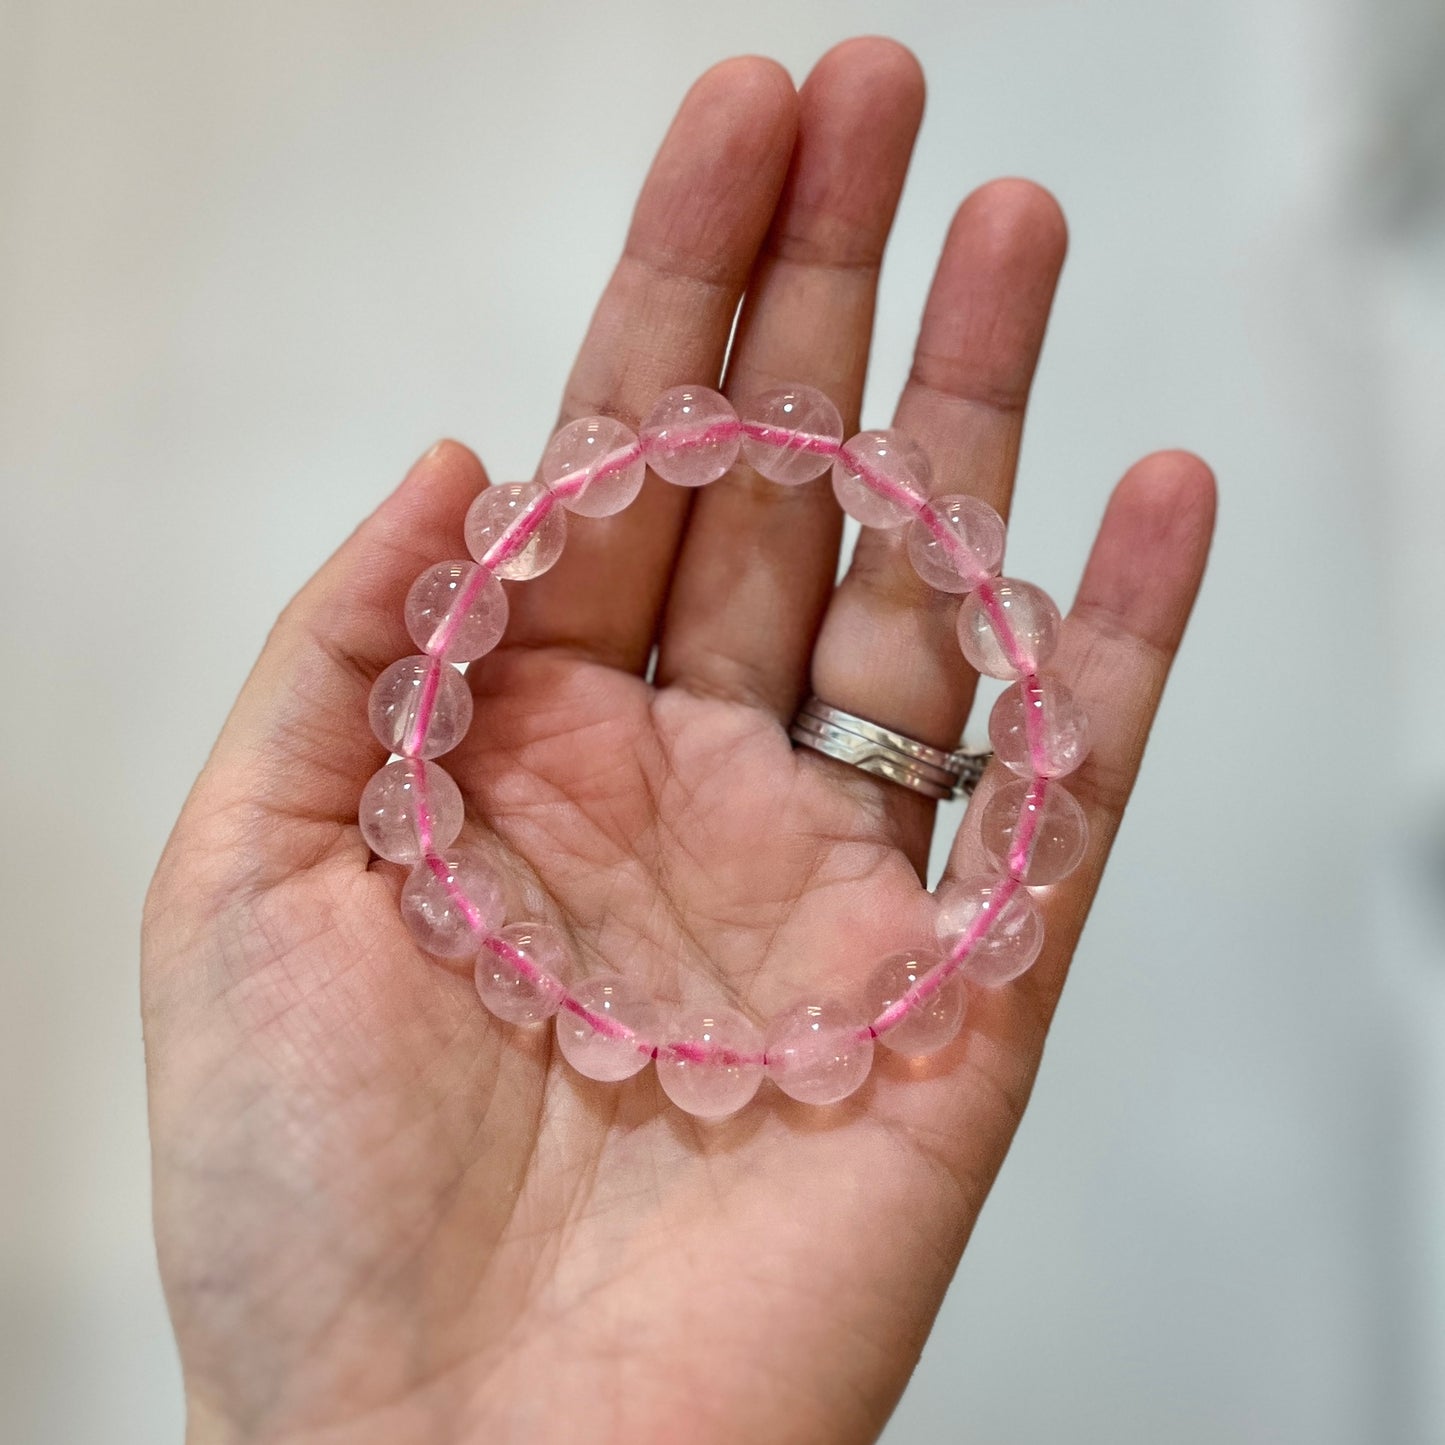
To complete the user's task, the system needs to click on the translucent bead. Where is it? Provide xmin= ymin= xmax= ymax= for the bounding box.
xmin=357 ymin=757 xmax=464 ymax=864
xmin=864 ymin=948 xmax=966 ymax=1058
xmin=368 ymin=655 xmax=473 ymax=759
xmin=957 ymin=578 xmax=1061 ymax=679
xmin=906 ymin=494 xmax=1006 ymax=593
xmin=830 ymin=429 xmax=931 ymax=529
xmin=988 ymin=675 xmax=1090 ymax=779
xmin=476 ymin=922 xmax=571 ymax=1024
xmin=464 ymin=482 xmax=568 ymax=580
xmin=554 ymin=973 xmax=657 ymax=1082
xmin=764 ymin=998 xmax=874 ymax=1105
xmin=655 ymin=1005 xmax=765 ymax=1118
xmin=738 ymin=385 xmax=843 ymax=486
xmin=540 ymin=415 xmax=645 ymax=517
xmin=980 ymin=779 xmax=1089 ymax=886
xmin=400 ymin=853 xmax=504 ymax=958
xmin=404 ymin=560 xmax=508 ymax=662
xmin=640 ymin=385 xmax=740 ymax=487
xmin=934 ymin=874 xmax=1045 ymax=986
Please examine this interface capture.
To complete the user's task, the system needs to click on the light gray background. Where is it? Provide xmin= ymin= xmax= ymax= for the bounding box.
xmin=3 ymin=1 xmax=1443 ymax=1441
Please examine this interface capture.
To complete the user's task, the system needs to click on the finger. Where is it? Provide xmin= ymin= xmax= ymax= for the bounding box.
xmin=805 ymin=181 xmax=1068 ymax=867
xmin=189 ymin=440 xmax=490 ymax=835
xmin=913 ymin=452 xmax=1216 ymax=1165
xmin=654 ymin=37 xmax=924 ymax=715
xmin=486 ymin=57 xmax=798 ymax=674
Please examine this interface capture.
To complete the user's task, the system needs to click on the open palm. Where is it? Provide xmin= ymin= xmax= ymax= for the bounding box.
xmin=143 ymin=39 xmax=1215 ymax=1445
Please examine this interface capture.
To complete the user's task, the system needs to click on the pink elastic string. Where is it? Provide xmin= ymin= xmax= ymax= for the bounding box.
xmin=1020 ymin=671 xmax=1051 ymax=777
xmin=403 ymin=656 xmax=445 ymax=760
xmin=739 ymin=420 xmax=841 ymax=456
xmin=1007 ymin=777 xmax=1050 ymax=879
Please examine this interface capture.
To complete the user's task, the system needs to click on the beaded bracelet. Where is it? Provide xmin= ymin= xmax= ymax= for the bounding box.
xmin=358 ymin=385 xmax=1091 ymax=1117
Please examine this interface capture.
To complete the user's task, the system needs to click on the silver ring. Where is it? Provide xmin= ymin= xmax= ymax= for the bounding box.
xmin=788 ymin=697 xmax=992 ymax=801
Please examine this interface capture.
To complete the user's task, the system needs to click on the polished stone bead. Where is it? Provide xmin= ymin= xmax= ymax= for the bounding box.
xmin=738 ymin=385 xmax=843 ymax=486
xmin=934 ymin=874 xmax=1045 ymax=986
xmin=956 ymin=577 xmax=1062 ymax=679
xmin=476 ymin=922 xmax=571 ymax=1024
xmin=464 ymin=481 xmax=567 ymax=580
xmin=368 ymin=655 xmax=473 ymax=759
xmin=979 ymin=778 xmax=1089 ymax=886
xmin=554 ymin=972 xmax=657 ymax=1081
xmin=830 ymin=429 xmax=931 ymax=529
xmin=541 ymin=415 xmax=645 ymax=517
xmin=640 ymin=385 xmax=740 ymax=487
xmin=404 ymin=560 xmax=508 ymax=663
xmin=864 ymin=948 xmax=966 ymax=1057
xmin=357 ymin=757 xmax=464 ymax=865
xmin=764 ymin=997 xmax=874 ymax=1105
xmin=906 ymin=494 xmax=1006 ymax=593
xmin=401 ymin=853 xmax=504 ymax=957
xmin=655 ymin=1004 xmax=765 ymax=1117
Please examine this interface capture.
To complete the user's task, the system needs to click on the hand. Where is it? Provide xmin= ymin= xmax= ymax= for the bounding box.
xmin=143 ymin=37 xmax=1215 ymax=1445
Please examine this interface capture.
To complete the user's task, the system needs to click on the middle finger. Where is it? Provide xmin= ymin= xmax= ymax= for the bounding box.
xmin=654 ymin=38 xmax=926 ymax=716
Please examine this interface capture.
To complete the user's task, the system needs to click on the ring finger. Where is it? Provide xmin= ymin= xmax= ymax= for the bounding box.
xmin=805 ymin=179 xmax=1069 ymax=867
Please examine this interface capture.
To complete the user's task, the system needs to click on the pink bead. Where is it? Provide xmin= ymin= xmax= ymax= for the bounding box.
xmin=476 ymin=922 xmax=571 ymax=1025
xmin=357 ymin=757 xmax=464 ymax=864
xmin=738 ymin=385 xmax=843 ymax=485
xmin=988 ymin=675 xmax=1090 ymax=779
xmin=554 ymin=973 xmax=657 ymax=1081
xmin=540 ymin=415 xmax=645 ymax=517
xmin=864 ymin=948 xmax=966 ymax=1058
xmin=464 ymin=481 xmax=567 ymax=580
xmin=906 ymin=494 xmax=1006 ymax=593
xmin=957 ymin=578 xmax=1062 ymax=679
xmin=654 ymin=1005 xmax=765 ymax=1118
xmin=980 ymin=778 xmax=1089 ymax=886
xmin=404 ymin=560 xmax=508 ymax=662
xmin=400 ymin=853 xmax=504 ymax=958
xmin=764 ymin=998 xmax=874 ymax=1105
xmin=934 ymin=874 xmax=1045 ymax=986
xmin=368 ymin=656 xmax=473 ymax=759
xmin=640 ymin=385 xmax=740 ymax=487
xmin=830 ymin=429 xmax=931 ymax=529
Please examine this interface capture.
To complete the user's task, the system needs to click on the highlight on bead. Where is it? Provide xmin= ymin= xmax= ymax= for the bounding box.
xmin=358 ymin=381 xmax=1089 ymax=1113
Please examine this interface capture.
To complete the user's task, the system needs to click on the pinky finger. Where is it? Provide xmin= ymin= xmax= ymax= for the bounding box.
xmin=938 ymin=450 xmax=1216 ymax=1103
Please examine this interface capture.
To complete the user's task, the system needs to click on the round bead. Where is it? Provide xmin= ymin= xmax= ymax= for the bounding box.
xmin=554 ymin=973 xmax=657 ymax=1082
xmin=988 ymin=675 xmax=1091 ymax=779
xmin=368 ymin=656 xmax=473 ymax=759
xmin=906 ymin=494 xmax=1006 ymax=593
xmin=655 ymin=1005 xmax=765 ymax=1118
xmin=404 ymin=560 xmax=508 ymax=662
xmin=830 ymin=429 xmax=931 ymax=529
xmin=738 ymin=385 xmax=843 ymax=486
xmin=640 ymin=385 xmax=740 ymax=487
xmin=764 ymin=997 xmax=874 ymax=1105
xmin=464 ymin=482 xmax=568 ymax=580
xmin=957 ymin=578 xmax=1062 ymax=679
xmin=476 ymin=922 xmax=571 ymax=1024
xmin=980 ymin=779 xmax=1089 ymax=886
xmin=864 ymin=948 xmax=966 ymax=1058
xmin=357 ymin=757 xmax=464 ymax=865
xmin=934 ymin=874 xmax=1046 ymax=986
xmin=401 ymin=854 xmax=504 ymax=958
xmin=540 ymin=415 xmax=645 ymax=517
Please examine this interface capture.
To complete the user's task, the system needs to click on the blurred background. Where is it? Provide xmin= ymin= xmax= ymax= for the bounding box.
xmin=2 ymin=0 xmax=1443 ymax=1440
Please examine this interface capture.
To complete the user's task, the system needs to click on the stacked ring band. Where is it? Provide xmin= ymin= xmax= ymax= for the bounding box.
xmin=789 ymin=697 xmax=991 ymax=801
xmin=358 ymin=384 xmax=1093 ymax=1117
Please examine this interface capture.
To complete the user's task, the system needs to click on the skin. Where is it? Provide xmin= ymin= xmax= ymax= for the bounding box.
xmin=142 ymin=37 xmax=1217 ymax=1445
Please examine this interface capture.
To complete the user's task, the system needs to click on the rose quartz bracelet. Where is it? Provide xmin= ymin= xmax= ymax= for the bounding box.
xmin=358 ymin=385 xmax=1090 ymax=1117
